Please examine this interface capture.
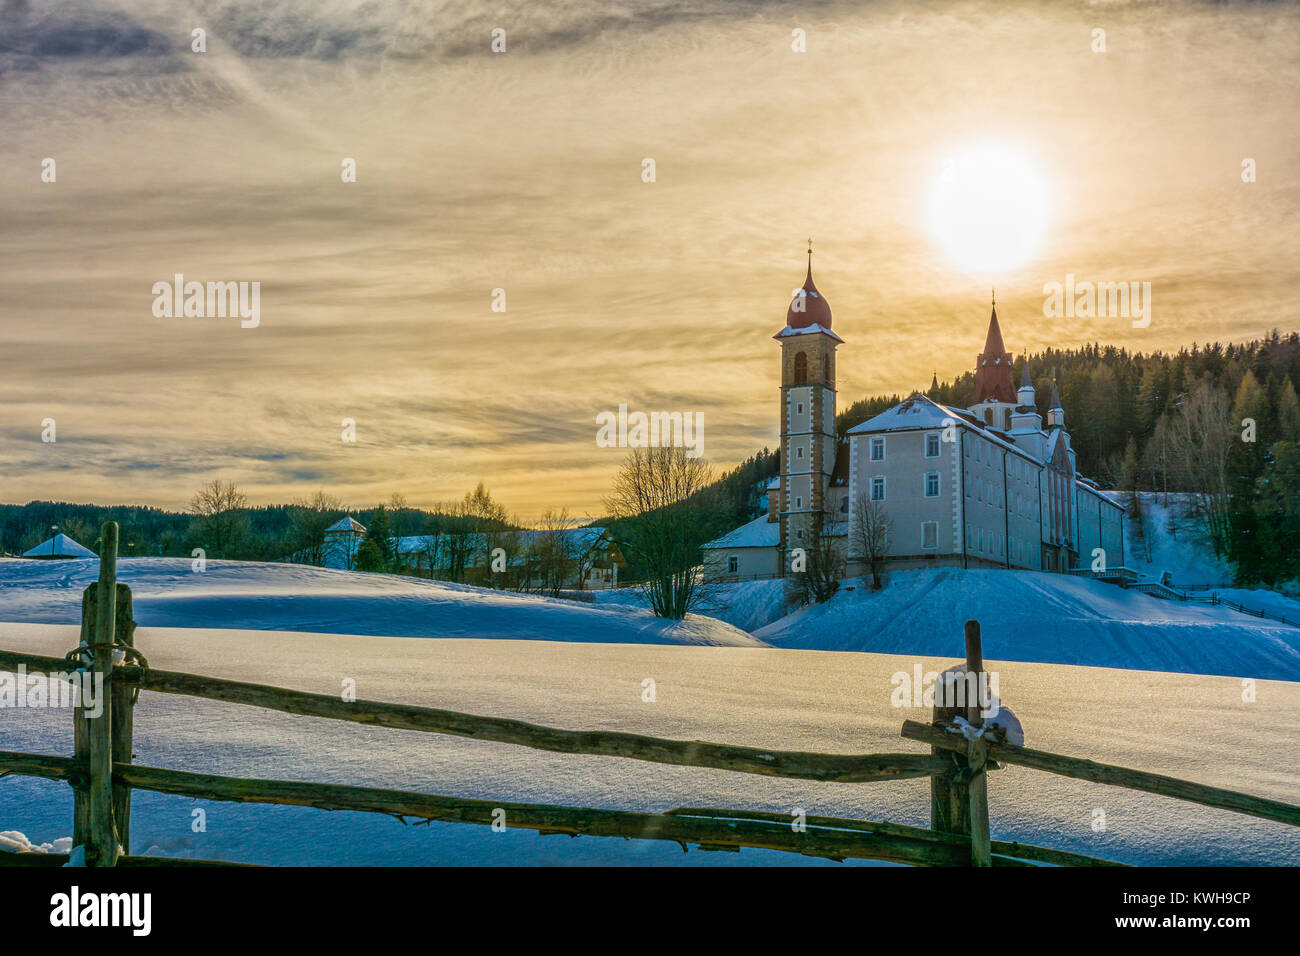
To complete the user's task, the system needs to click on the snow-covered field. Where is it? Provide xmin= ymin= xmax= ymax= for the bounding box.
xmin=0 ymin=557 xmax=758 ymax=647
xmin=2 ymin=622 xmax=1297 ymax=866
xmin=756 ymin=568 xmax=1300 ymax=681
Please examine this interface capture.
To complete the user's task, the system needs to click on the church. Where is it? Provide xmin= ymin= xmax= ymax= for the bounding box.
xmin=702 ymin=251 xmax=1126 ymax=580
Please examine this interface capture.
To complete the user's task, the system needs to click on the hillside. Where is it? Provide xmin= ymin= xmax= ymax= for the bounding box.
xmin=753 ymin=568 xmax=1300 ymax=681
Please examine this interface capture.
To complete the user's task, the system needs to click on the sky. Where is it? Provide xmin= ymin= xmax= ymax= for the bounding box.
xmin=1 ymin=0 xmax=1298 ymax=521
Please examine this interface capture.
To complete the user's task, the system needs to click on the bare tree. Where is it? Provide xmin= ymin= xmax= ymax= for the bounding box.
xmin=605 ymin=447 xmax=715 ymax=620
xmin=460 ymin=483 xmax=518 ymax=587
xmin=189 ymin=479 xmax=250 ymax=559
xmin=850 ymin=492 xmax=892 ymax=590
xmin=288 ymin=490 xmax=343 ymax=566
xmin=1165 ymin=379 xmax=1233 ymax=555
xmin=529 ymin=507 xmax=579 ymax=596
xmin=788 ymin=512 xmax=845 ymax=605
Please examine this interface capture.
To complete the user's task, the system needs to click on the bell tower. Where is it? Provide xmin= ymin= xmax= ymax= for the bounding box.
xmin=774 ymin=242 xmax=842 ymax=568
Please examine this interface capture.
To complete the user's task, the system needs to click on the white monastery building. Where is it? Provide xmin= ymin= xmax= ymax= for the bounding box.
xmin=703 ymin=251 xmax=1126 ymax=580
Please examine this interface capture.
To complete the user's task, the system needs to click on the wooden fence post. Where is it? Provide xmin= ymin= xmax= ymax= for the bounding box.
xmin=71 ymin=585 xmax=95 ymax=849
xmin=110 ymin=583 xmax=136 ymax=854
xmin=964 ymin=620 xmax=992 ymax=867
xmin=86 ymin=522 xmax=119 ymax=866
xmin=930 ymin=623 xmax=971 ymax=836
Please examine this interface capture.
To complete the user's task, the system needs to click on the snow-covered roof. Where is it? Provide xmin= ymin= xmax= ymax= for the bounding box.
xmin=23 ymin=533 xmax=96 ymax=558
xmin=772 ymin=323 xmax=844 ymax=344
xmin=702 ymin=515 xmax=781 ymax=550
xmin=1078 ymin=484 xmax=1126 ymax=510
xmin=326 ymin=516 xmax=367 ymax=534
xmin=847 ymin=394 xmax=1041 ymax=465
xmin=394 ymin=527 xmax=610 ymax=566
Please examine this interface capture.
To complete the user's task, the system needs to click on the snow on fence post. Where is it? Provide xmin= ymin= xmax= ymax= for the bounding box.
xmin=963 ymin=620 xmax=992 ymax=867
xmin=85 ymin=522 xmax=119 ymax=866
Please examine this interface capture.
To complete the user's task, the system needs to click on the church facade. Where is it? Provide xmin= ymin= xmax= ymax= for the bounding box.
xmin=702 ymin=253 xmax=1125 ymax=580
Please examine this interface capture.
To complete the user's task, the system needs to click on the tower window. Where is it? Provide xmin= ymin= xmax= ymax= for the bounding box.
xmin=796 ymin=446 xmax=803 ymax=459
xmin=793 ymin=352 xmax=808 ymax=384
xmin=870 ymin=437 xmax=885 ymax=461
xmin=871 ymin=476 xmax=885 ymax=501
xmin=796 ymin=402 xmax=803 ymax=414
xmin=823 ymin=355 xmax=830 ymax=382
xmin=925 ymin=433 xmax=940 ymax=457
xmin=795 ymin=496 xmax=802 ymax=509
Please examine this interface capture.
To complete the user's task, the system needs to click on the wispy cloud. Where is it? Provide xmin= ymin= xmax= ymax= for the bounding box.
xmin=1 ymin=0 xmax=1298 ymax=517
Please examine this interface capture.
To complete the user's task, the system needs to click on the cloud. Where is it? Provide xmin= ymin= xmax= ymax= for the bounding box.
xmin=1 ymin=0 xmax=1298 ymax=517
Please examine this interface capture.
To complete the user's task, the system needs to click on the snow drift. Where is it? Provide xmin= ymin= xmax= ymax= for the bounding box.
xmin=0 ymin=557 xmax=759 ymax=647
xmin=757 ymin=568 xmax=1300 ymax=681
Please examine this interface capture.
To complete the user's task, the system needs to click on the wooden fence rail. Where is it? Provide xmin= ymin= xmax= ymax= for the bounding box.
xmin=1 ymin=521 xmax=1297 ymax=867
xmin=901 ymin=720 xmax=1300 ymax=828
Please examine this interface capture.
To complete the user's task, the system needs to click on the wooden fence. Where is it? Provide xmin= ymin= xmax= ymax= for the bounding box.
xmin=1 ymin=522 xmax=1297 ymax=867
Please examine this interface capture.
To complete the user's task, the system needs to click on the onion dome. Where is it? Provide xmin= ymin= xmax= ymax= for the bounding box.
xmin=786 ymin=245 xmax=832 ymax=329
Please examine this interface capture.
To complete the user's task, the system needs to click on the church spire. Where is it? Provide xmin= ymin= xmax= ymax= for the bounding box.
xmin=1048 ymin=370 xmax=1065 ymax=427
xmin=972 ymin=297 xmax=1015 ymax=404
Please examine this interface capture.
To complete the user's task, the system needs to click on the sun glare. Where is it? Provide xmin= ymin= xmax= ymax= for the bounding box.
xmin=925 ymin=142 xmax=1051 ymax=274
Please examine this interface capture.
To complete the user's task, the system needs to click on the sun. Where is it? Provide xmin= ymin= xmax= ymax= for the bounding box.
xmin=925 ymin=142 xmax=1051 ymax=275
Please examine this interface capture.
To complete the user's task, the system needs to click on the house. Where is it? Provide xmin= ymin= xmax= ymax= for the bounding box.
xmin=703 ymin=250 xmax=1125 ymax=579
xmin=310 ymin=516 xmax=625 ymax=589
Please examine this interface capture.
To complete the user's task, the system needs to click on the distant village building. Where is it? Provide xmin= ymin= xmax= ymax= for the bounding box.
xmin=22 ymin=533 xmax=97 ymax=559
xmin=313 ymin=516 xmax=625 ymax=590
xmin=703 ymin=252 xmax=1125 ymax=580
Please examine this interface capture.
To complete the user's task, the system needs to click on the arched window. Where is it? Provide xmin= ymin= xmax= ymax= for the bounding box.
xmin=793 ymin=352 xmax=808 ymax=384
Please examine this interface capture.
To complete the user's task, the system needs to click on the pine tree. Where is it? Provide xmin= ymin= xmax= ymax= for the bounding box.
xmin=355 ymin=505 xmax=395 ymax=572
xmin=1278 ymin=377 xmax=1300 ymax=443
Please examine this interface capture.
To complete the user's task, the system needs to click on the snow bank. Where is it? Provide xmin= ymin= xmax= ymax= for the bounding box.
xmin=756 ymin=568 xmax=1300 ymax=680
xmin=0 ymin=830 xmax=72 ymax=854
xmin=598 ymin=578 xmax=792 ymax=633
xmin=0 ymin=558 xmax=761 ymax=648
